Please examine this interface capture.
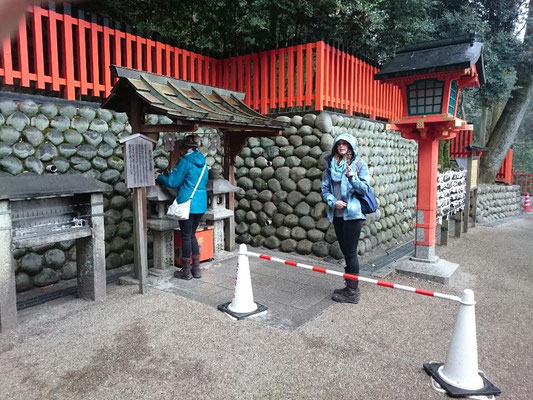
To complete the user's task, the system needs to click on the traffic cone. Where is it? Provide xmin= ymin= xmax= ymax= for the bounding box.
xmin=217 ymin=244 xmax=267 ymax=320
xmin=523 ymin=192 xmax=532 ymax=212
xmin=424 ymin=289 xmax=500 ymax=397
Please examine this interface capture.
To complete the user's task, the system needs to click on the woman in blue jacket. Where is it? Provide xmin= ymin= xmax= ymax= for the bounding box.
xmin=156 ymin=135 xmax=208 ymax=280
xmin=321 ymin=133 xmax=371 ymax=303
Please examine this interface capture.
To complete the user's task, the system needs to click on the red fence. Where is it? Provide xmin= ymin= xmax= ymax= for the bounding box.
xmin=219 ymin=42 xmax=403 ymax=119
xmin=513 ymin=173 xmax=533 ymax=194
xmin=0 ymin=5 xmax=402 ymax=121
xmin=450 ymin=130 xmax=513 ymax=184
xmin=0 ymin=4 xmax=221 ymax=101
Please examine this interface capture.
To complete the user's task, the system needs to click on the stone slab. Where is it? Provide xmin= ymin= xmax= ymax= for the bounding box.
xmin=394 ymin=257 xmax=459 ymax=285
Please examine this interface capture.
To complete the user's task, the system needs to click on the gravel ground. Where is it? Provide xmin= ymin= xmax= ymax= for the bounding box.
xmin=1 ymin=213 xmax=532 ymax=400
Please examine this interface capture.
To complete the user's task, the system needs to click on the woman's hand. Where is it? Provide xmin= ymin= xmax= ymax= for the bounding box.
xmin=154 ymin=170 xmax=161 ymax=179
xmin=335 ymin=200 xmax=347 ymax=209
xmin=345 ymin=164 xmax=354 ymax=178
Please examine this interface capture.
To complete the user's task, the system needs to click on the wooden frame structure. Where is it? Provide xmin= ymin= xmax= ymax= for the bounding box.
xmin=102 ymin=66 xmax=286 ymax=291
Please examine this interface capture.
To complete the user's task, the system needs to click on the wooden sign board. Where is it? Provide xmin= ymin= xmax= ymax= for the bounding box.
xmin=470 ymin=158 xmax=479 ymax=189
xmin=120 ymin=134 xmax=156 ymax=188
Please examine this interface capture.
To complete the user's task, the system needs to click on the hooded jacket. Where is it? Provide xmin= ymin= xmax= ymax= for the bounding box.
xmin=157 ymin=149 xmax=208 ymax=214
xmin=321 ymin=133 xmax=371 ymax=221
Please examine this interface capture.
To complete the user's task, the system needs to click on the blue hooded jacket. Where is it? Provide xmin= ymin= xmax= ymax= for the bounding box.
xmin=157 ymin=150 xmax=208 ymax=214
xmin=321 ymin=133 xmax=371 ymax=221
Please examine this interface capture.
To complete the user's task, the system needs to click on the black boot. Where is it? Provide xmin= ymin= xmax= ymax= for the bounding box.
xmin=332 ymin=280 xmax=360 ymax=303
xmin=174 ymin=258 xmax=192 ymax=280
xmin=334 ymin=280 xmax=350 ymax=295
xmin=191 ymin=254 xmax=201 ymax=279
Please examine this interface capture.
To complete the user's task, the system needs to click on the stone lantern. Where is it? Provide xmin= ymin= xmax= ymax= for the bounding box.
xmin=204 ymin=170 xmax=239 ymax=255
xmin=146 ymin=184 xmax=179 ymax=270
xmin=375 ymin=34 xmax=485 ymax=282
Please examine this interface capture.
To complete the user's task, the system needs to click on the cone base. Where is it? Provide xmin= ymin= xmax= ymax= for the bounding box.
xmin=217 ymin=301 xmax=267 ymax=320
xmin=424 ymin=362 xmax=501 ymax=397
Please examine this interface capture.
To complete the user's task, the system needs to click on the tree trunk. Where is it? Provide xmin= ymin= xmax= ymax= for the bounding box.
xmin=478 ymin=103 xmax=488 ymax=146
xmin=479 ymin=0 xmax=533 ymax=183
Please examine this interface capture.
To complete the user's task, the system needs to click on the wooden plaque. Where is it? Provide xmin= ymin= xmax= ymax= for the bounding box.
xmin=124 ymin=137 xmax=155 ymax=188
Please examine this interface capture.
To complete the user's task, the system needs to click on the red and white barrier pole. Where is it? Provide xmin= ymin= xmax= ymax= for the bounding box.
xmin=243 ymin=250 xmax=462 ymax=303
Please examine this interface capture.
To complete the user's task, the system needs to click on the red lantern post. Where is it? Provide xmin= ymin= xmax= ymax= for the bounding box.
xmin=375 ymin=35 xmax=485 ymax=280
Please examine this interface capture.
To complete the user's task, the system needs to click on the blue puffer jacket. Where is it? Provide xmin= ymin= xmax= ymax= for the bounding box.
xmin=321 ymin=133 xmax=371 ymax=222
xmin=157 ymin=150 xmax=208 ymax=214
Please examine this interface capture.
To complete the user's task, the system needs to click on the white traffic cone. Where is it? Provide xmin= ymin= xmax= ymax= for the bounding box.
xmin=217 ymin=244 xmax=267 ymax=320
xmin=424 ymin=289 xmax=500 ymax=397
xmin=229 ymin=244 xmax=258 ymax=314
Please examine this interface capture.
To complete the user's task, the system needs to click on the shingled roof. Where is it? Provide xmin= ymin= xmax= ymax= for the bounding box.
xmin=375 ymin=35 xmax=485 ymax=85
xmin=102 ymin=66 xmax=286 ymax=132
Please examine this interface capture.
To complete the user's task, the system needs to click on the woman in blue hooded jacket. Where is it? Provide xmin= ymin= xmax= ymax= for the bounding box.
xmin=321 ymin=133 xmax=371 ymax=303
xmin=156 ymin=135 xmax=208 ymax=280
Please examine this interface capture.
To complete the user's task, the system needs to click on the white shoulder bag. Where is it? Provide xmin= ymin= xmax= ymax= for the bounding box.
xmin=166 ymin=164 xmax=207 ymax=220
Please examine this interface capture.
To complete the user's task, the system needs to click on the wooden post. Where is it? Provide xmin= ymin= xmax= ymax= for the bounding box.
xmin=440 ymin=217 xmax=449 ymax=246
xmin=132 ymin=187 xmax=148 ymax=294
xmin=454 ymin=211 xmax=462 ymax=238
xmin=463 ymin=153 xmax=472 ymax=233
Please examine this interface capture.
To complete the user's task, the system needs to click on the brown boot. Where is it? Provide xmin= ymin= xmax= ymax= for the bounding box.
xmin=174 ymin=258 xmax=192 ymax=280
xmin=191 ymin=255 xmax=201 ymax=279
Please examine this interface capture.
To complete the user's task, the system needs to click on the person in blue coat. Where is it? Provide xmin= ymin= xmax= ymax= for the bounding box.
xmin=156 ymin=135 xmax=208 ymax=280
xmin=321 ymin=133 xmax=371 ymax=303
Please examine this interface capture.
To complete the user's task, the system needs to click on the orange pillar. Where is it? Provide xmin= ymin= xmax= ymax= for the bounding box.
xmin=413 ymin=137 xmax=439 ymax=261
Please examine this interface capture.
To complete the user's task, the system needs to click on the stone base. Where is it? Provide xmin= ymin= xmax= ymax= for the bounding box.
xmin=394 ymin=257 xmax=459 ymax=285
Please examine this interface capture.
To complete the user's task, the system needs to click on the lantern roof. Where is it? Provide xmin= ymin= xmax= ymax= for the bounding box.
xmin=375 ymin=34 xmax=485 ymax=85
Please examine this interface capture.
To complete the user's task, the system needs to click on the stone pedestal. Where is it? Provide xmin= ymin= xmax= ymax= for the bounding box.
xmin=147 ymin=218 xmax=180 ymax=269
xmin=0 ymin=201 xmax=17 ymax=332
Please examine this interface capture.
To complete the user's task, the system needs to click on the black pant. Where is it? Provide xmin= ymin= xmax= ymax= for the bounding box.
xmin=333 ymin=217 xmax=364 ymax=286
xmin=178 ymin=213 xmax=203 ymax=259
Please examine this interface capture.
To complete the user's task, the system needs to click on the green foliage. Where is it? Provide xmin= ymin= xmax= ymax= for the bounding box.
xmin=513 ymin=99 xmax=533 ymax=172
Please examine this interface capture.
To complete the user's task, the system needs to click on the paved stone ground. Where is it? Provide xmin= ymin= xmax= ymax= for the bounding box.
xmin=1 ymin=214 xmax=532 ymax=399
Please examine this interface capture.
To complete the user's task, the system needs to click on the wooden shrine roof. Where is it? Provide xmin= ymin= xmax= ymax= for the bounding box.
xmin=102 ymin=66 xmax=287 ymax=133
xmin=375 ymin=35 xmax=485 ymax=85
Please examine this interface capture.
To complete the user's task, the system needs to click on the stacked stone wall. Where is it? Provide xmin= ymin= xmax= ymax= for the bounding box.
xmin=233 ymin=112 xmax=418 ymax=259
xmin=1 ymin=99 xmax=137 ymax=292
xmin=475 ymin=184 xmax=522 ymax=223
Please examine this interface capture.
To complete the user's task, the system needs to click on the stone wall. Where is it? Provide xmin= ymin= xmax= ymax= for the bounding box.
xmin=233 ymin=112 xmax=418 ymax=259
xmin=475 ymin=184 xmax=522 ymax=223
xmin=0 ymin=97 xmax=223 ymax=292
xmin=1 ymin=99 xmax=135 ymax=292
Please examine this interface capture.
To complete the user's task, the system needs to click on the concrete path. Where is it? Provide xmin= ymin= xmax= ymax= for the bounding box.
xmin=1 ymin=213 xmax=532 ymax=399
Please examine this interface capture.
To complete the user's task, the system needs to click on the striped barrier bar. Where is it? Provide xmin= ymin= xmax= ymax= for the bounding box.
xmin=244 ymin=250 xmax=461 ymax=303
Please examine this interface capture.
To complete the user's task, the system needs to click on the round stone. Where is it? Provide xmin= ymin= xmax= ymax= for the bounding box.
xmin=51 ymin=115 xmax=71 ymax=132
xmin=58 ymin=143 xmax=77 ymax=157
xmin=89 ymin=118 xmax=109 ymax=133
xmin=39 ymin=103 xmax=59 ymax=119
xmin=315 ymin=113 xmax=333 ymax=133
xmin=19 ymin=100 xmax=39 ymax=116
xmin=83 ymin=130 xmax=104 ymax=146
xmin=0 ymin=156 xmax=23 ymax=174
xmin=60 ymin=261 xmax=77 ymax=280
xmin=64 ymin=129 xmax=84 ymax=145
xmin=19 ymin=252 xmax=43 ymax=275
xmin=25 ymin=157 xmax=43 ymax=174
xmin=46 ymin=129 xmax=64 ymax=145
xmin=296 ymin=239 xmax=313 ymax=255
xmin=44 ymin=249 xmax=66 ymax=270
xmin=7 ymin=112 xmax=30 ymax=131
xmin=12 ymin=141 xmax=35 ymax=158
xmin=0 ymin=126 xmax=21 ymax=144
xmin=16 ymin=272 xmax=33 ymax=292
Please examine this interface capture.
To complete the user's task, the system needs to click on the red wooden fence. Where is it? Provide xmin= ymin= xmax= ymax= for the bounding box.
xmin=0 ymin=5 xmax=402 ymax=121
xmin=0 ymin=4 xmax=221 ymax=101
xmin=450 ymin=130 xmax=513 ymax=184
xmin=0 ymin=4 xmax=517 ymax=183
xmin=219 ymin=42 xmax=403 ymax=120
xmin=513 ymin=173 xmax=533 ymax=194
